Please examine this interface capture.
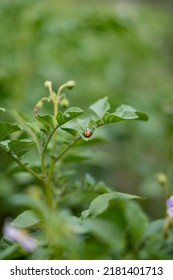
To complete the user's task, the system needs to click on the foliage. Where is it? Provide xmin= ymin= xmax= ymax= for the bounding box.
xmin=1 ymin=0 xmax=173 ymax=210
xmin=0 ymin=80 xmax=173 ymax=260
xmin=1 ymin=0 xmax=173 ymax=260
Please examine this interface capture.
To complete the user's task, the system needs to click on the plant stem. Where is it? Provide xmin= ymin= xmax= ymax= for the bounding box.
xmin=162 ymin=217 xmax=170 ymax=238
xmin=54 ymin=137 xmax=81 ymax=162
xmin=4 ymin=149 xmax=43 ymax=182
xmin=44 ymin=178 xmax=53 ymax=208
xmin=47 ymin=97 xmax=58 ymax=179
xmin=44 ymin=91 xmax=60 ymax=208
xmin=41 ymin=124 xmax=59 ymax=176
xmin=1 ymin=145 xmax=54 ymax=207
xmin=40 ymin=81 xmax=75 ymax=208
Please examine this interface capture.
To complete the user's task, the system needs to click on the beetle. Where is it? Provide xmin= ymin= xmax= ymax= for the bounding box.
xmin=83 ymin=128 xmax=93 ymax=138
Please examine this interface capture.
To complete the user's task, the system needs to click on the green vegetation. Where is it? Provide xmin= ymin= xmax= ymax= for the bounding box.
xmin=1 ymin=0 xmax=173 ymax=259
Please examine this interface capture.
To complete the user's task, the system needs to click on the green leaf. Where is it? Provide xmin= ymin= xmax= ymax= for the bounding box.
xmin=96 ymin=105 xmax=148 ymax=126
xmin=124 ymin=201 xmax=148 ymax=242
xmin=0 ymin=108 xmax=5 ymax=114
xmin=101 ymin=112 xmax=125 ymax=124
xmin=0 ymin=139 xmax=33 ymax=158
xmin=114 ymin=104 xmax=148 ymax=121
xmin=84 ymin=173 xmax=96 ymax=188
xmin=8 ymin=139 xmax=33 ymax=148
xmin=63 ymin=107 xmax=84 ymax=119
xmin=134 ymin=111 xmax=149 ymax=121
xmin=94 ymin=181 xmax=112 ymax=194
xmin=81 ymin=192 xmax=147 ymax=247
xmin=63 ymin=153 xmax=90 ymax=163
xmin=0 ymin=244 xmax=20 ymax=260
xmin=35 ymin=114 xmax=57 ymax=135
xmin=0 ymin=122 xmax=22 ymax=141
xmin=72 ymin=217 xmax=125 ymax=255
xmin=56 ymin=107 xmax=84 ymax=126
xmin=7 ymin=164 xmax=41 ymax=175
xmin=6 ymin=165 xmax=28 ymax=175
xmin=85 ymin=192 xmax=141 ymax=217
xmin=60 ymin=127 xmax=77 ymax=136
xmin=89 ymin=97 xmax=110 ymax=117
xmin=56 ymin=111 xmax=64 ymax=126
xmin=11 ymin=111 xmax=41 ymax=152
xmin=0 ymin=140 xmax=10 ymax=152
xmin=141 ymin=219 xmax=164 ymax=240
xmin=11 ymin=210 xmax=40 ymax=229
xmin=77 ymin=136 xmax=106 ymax=146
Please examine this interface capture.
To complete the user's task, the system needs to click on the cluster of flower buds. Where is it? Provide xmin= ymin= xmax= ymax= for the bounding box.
xmin=33 ymin=80 xmax=75 ymax=114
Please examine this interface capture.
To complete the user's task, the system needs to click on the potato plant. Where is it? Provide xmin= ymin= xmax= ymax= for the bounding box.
xmin=0 ymin=80 xmax=173 ymax=260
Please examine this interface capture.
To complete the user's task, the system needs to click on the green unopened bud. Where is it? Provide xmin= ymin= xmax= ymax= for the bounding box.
xmin=157 ymin=172 xmax=169 ymax=198
xmin=157 ymin=173 xmax=167 ymax=186
xmin=44 ymin=80 xmax=52 ymax=88
xmin=44 ymin=80 xmax=53 ymax=97
xmin=65 ymin=80 xmax=75 ymax=89
xmin=33 ymin=100 xmax=43 ymax=115
xmin=60 ymin=97 xmax=70 ymax=108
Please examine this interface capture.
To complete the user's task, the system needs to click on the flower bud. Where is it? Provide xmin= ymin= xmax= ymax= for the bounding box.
xmin=65 ymin=80 xmax=75 ymax=89
xmin=157 ymin=173 xmax=167 ymax=185
xmin=60 ymin=97 xmax=70 ymax=108
xmin=33 ymin=100 xmax=43 ymax=115
xmin=44 ymin=80 xmax=52 ymax=88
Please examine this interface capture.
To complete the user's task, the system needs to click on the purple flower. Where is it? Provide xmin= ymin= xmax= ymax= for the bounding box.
xmin=166 ymin=196 xmax=173 ymax=218
xmin=3 ymin=222 xmax=37 ymax=251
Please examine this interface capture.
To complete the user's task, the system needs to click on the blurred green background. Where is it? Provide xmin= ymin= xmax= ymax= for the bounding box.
xmin=1 ymin=0 xmax=173 ymax=224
